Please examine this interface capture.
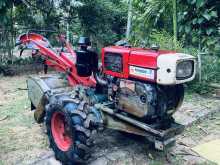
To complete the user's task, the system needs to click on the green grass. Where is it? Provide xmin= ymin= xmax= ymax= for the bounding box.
xmin=0 ymin=76 xmax=48 ymax=164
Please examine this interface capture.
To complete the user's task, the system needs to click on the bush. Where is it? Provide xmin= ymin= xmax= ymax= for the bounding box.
xmin=0 ymin=56 xmax=41 ymax=66
xmin=130 ymin=30 xmax=182 ymax=51
xmin=188 ymin=55 xmax=220 ymax=94
xmin=148 ymin=30 xmax=184 ymax=52
xmin=130 ymin=30 xmax=198 ymax=55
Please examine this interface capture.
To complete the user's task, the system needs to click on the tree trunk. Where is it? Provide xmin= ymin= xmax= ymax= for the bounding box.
xmin=126 ymin=0 xmax=133 ymax=39
xmin=10 ymin=5 xmax=14 ymax=64
xmin=66 ymin=22 xmax=70 ymax=42
xmin=172 ymin=0 xmax=177 ymax=50
xmin=6 ymin=31 xmax=12 ymax=62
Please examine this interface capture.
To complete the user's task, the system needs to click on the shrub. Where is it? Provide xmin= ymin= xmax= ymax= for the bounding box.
xmin=188 ymin=55 xmax=220 ymax=94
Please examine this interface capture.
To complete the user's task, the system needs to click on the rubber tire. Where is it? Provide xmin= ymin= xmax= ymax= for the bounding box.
xmin=45 ymin=95 xmax=91 ymax=165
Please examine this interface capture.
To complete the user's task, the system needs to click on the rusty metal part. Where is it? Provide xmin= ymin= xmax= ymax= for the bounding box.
xmin=27 ymin=74 xmax=74 ymax=123
xmin=95 ymin=103 xmax=164 ymax=137
xmin=27 ymin=74 xmax=71 ymax=106
xmin=34 ymin=95 xmax=47 ymax=123
xmin=83 ymin=113 xmax=99 ymax=129
xmin=94 ymin=72 xmax=108 ymax=86
xmin=95 ymin=103 xmax=184 ymax=150
xmin=117 ymin=92 xmax=147 ymax=118
xmin=104 ymin=114 xmax=176 ymax=150
xmin=103 ymin=113 xmax=153 ymax=137
xmin=116 ymin=81 xmax=156 ymax=119
xmin=27 ymin=76 xmax=50 ymax=108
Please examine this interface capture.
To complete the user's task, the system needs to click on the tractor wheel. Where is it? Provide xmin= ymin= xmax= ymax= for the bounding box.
xmin=45 ymin=95 xmax=92 ymax=164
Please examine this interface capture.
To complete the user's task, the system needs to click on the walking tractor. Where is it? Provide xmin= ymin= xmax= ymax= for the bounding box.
xmin=16 ymin=32 xmax=196 ymax=164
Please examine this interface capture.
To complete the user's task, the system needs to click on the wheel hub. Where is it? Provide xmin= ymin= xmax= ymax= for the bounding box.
xmin=51 ymin=112 xmax=73 ymax=151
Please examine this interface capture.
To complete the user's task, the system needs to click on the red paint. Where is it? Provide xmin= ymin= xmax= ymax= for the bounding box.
xmin=101 ymin=47 xmax=131 ymax=79
xmin=51 ymin=112 xmax=73 ymax=151
xmin=60 ymin=52 xmax=76 ymax=65
xmin=129 ymin=50 xmax=158 ymax=69
xmin=102 ymin=46 xmax=175 ymax=82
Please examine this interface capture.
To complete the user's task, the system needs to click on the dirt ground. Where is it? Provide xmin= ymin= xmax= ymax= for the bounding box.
xmin=0 ymin=74 xmax=220 ymax=165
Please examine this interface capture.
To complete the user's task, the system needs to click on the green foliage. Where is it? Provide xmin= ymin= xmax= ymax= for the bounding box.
xmin=0 ymin=0 xmax=127 ymax=55
xmin=0 ymin=0 xmax=13 ymax=26
xmin=199 ymin=36 xmax=220 ymax=54
xmin=132 ymin=0 xmax=180 ymax=49
xmin=149 ymin=30 xmax=184 ymax=51
xmin=13 ymin=0 xmax=62 ymax=34
xmin=130 ymin=0 xmax=220 ymax=94
xmin=130 ymin=30 xmax=185 ymax=52
xmin=132 ymin=0 xmax=220 ymax=53
xmin=201 ymin=56 xmax=220 ymax=82
xmin=0 ymin=56 xmax=35 ymax=66
xmin=77 ymin=0 xmax=127 ymax=48
xmin=177 ymin=0 xmax=220 ymax=52
xmin=12 ymin=57 xmax=35 ymax=65
xmin=133 ymin=0 xmax=173 ymax=32
xmin=130 ymin=29 xmax=219 ymax=95
xmin=188 ymin=55 xmax=220 ymax=94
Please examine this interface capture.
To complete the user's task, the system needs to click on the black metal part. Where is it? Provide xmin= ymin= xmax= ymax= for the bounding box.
xmin=76 ymin=50 xmax=93 ymax=77
xmin=78 ymin=36 xmax=91 ymax=46
xmin=76 ymin=48 xmax=99 ymax=77
xmin=104 ymin=52 xmax=123 ymax=73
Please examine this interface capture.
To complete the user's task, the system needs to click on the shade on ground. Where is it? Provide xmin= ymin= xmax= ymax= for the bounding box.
xmin=192 ymin=139 xmax=220 ymax=165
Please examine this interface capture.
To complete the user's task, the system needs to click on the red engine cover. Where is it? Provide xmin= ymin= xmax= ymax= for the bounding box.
xmin=102 ymin=46 xmax=174 ymax=82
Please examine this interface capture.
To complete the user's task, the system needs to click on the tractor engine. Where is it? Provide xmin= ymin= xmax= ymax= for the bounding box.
xmin=100 ymin=46 xmax=196 ymax=122
xmin=115 ymin=80 xmax=183 ymax=122
xmin=103 ymin=77 xmax=184 ymax=124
